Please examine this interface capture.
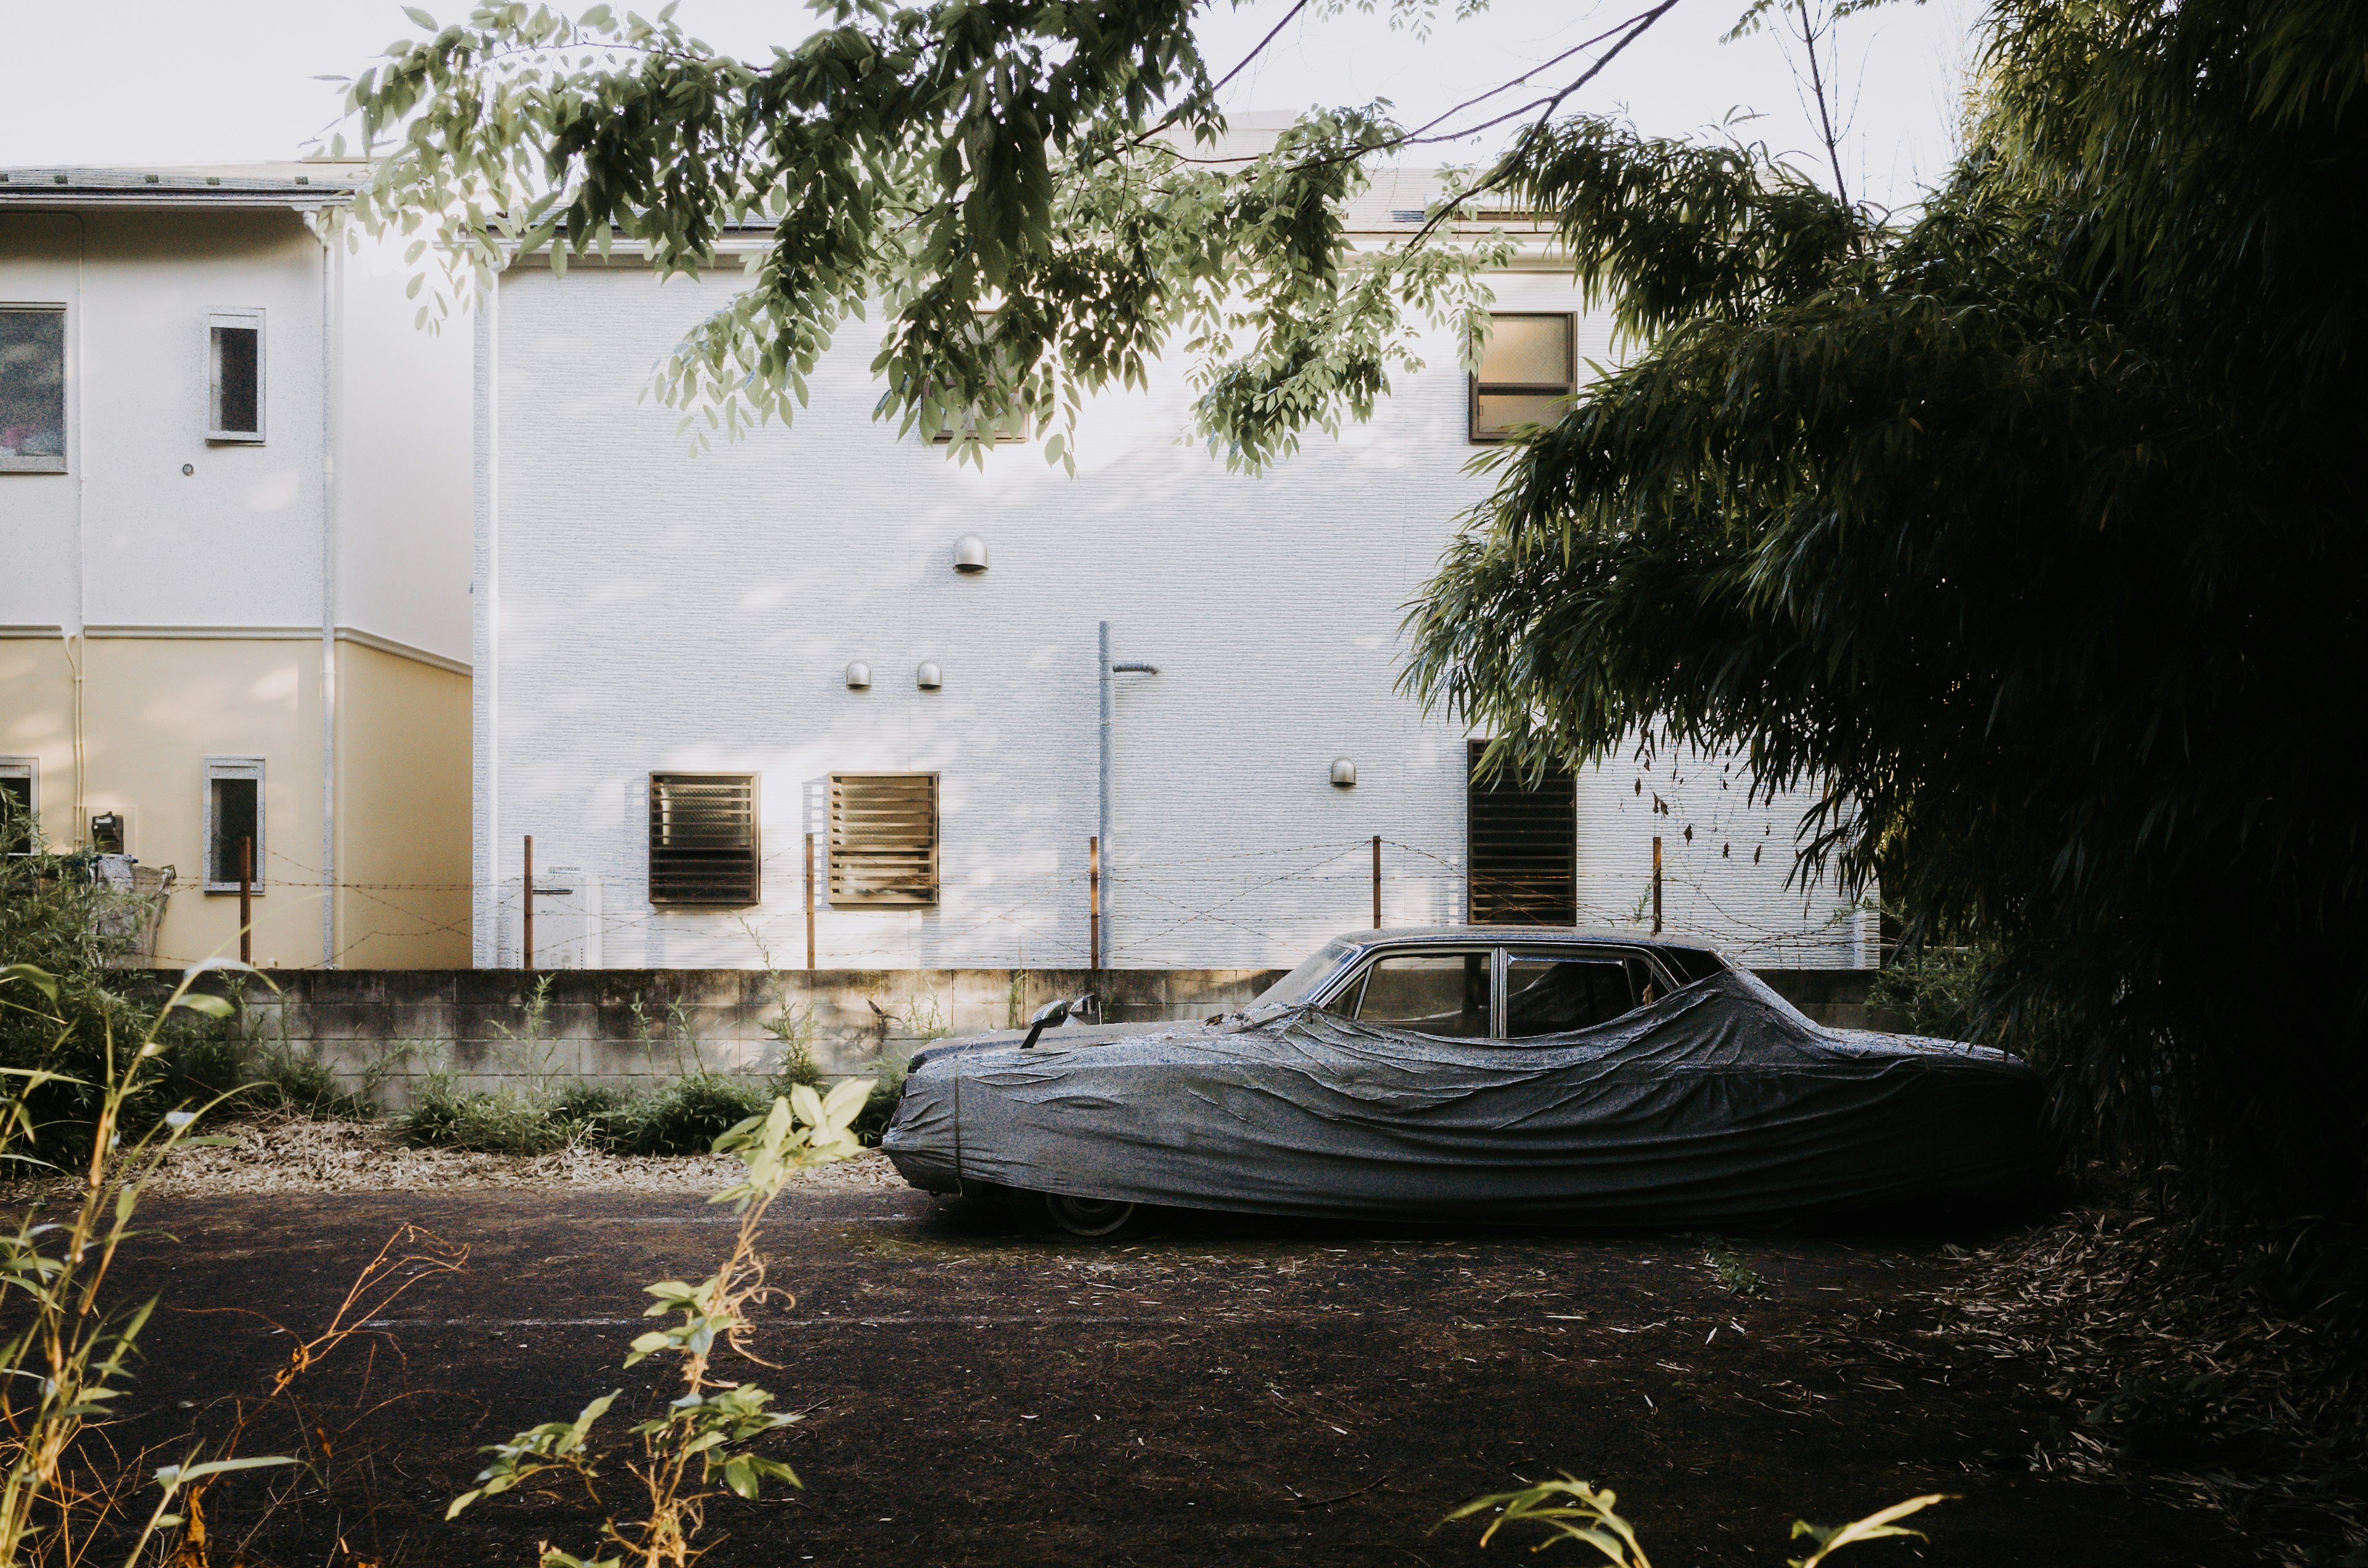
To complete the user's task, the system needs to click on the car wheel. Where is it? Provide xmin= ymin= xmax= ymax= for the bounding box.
xmin=1010 ymin=1189 xmax=1145 ymax=1239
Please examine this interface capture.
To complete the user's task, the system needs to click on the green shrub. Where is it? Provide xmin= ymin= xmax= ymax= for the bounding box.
xmin=849 ymin=1057 xmax=908 ymax=1147
xmin=0 ymin=822 xmax=240 ymax=1154
xmin=247 ymin=1045 xmax=373 ymax=1120
xmin=605 ymin=1073 xmax=771 ymax=1156
xmin=400 ymin=1077 xmax=580 ymax=1155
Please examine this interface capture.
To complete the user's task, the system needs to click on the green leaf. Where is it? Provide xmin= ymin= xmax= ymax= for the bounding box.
xmin=0 ymin=964 xmax=57 ymax=1001
xmin=155 ymin=1455 xmax=296 ymax=1490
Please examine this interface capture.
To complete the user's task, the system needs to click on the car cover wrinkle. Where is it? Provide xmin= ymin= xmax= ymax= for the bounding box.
xmin=882 ymin=967 xmax=2050 ymax=1223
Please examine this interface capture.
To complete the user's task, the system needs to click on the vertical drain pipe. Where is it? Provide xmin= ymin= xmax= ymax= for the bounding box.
xmin=1096 ymin=620 xmax=1157 ymax=970
xmin=1097 ymin=622 xmax=1112 ymax=969
xmin=318 ymin=226 xmax=341 ymax=966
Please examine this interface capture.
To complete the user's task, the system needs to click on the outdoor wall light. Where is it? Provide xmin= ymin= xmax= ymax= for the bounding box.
xmin=953 ymin=535 xmax=989 ymax=573
xmin=845 ymin=661 xmax=872 ymax=690
xmin=916 ymin=660 xmax=944 ymax=691
xmin=1330 ymin=757 xmax=1358 ymax=788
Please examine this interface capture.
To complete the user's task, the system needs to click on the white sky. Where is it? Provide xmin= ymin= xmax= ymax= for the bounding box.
xmin=0 ymin=0 xmax=1978 ymax=211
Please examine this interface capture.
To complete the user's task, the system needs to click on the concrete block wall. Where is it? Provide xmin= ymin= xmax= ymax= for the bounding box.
xmin=223 ymin=966 xmax=1284 ymax=1106
xmin=206 ymin=965 xmax=1879 ymax=1108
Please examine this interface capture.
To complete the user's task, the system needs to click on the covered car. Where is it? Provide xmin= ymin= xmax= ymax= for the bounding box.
xmin=879 ymin=927 xmax=2050 ymax=1235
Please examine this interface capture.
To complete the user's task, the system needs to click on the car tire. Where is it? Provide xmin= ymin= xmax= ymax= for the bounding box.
xmin=1009 ymin=1188 xmax=1146 ymax=1239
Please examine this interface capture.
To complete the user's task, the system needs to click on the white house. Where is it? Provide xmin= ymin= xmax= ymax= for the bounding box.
xmin=474 ymin=174 xmax=1876 ymax=974
xmin=0 ymin=165 xmax=474 ymax=967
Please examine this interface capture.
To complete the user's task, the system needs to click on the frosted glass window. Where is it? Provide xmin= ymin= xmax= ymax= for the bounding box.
xmin=1471 ymin=313 xmax=1574 ymax=443
xmin=0 ymin=306 xmax=67 ymax=472
xmin=207 ymin=311 xmax=265 ymax=441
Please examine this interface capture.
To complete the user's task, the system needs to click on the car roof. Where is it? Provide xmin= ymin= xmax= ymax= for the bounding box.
xmin=1348 ymin=926 xmax=1724 ymax=954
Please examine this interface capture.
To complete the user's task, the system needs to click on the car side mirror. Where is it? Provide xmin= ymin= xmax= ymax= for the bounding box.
xmin=1020 ymin=993 xmax=1097 ymax=1049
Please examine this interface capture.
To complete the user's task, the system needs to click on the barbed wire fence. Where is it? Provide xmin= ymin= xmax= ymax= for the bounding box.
xmin=139 ymin=835 xmax=1880 ymax=974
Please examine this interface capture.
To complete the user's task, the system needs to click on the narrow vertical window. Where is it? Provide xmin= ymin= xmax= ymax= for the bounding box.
xmin=203 ymin=757 xmax=265 ymax=892
xmin=647 ymin=773 xmax=760 ymax=905
xmin=207 ymin=310 xmax=264 ymax=441
xmin=1469 ymin=312 xmax=1575 ymax=443
xmin=0 ymin=759 xmax=35 ymax=855
xmin=0 ymin=305 xmax=67 ymax=473
xmin=1466 ymin=740 xmax=1576 ymax=924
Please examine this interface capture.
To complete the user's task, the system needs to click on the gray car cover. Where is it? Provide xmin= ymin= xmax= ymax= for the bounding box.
xmin=881 ymin=967 xmax=2051 ymax=1226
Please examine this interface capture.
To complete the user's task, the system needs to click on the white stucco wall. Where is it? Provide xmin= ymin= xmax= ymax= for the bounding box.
xmin=478 ymin=256 xmax=1875 ymax=971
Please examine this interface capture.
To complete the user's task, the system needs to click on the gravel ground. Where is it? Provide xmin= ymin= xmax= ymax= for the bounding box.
xmin=123 ymin=1115 xmax=912 ymax=1197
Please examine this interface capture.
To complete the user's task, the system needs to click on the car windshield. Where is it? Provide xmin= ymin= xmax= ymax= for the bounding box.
xmin=1253 ymin=937 xmax=1365 ymax=1007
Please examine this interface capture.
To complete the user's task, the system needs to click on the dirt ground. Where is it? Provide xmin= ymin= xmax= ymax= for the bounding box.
xmin=85 ymin=1154 xmax=2258 ymax=1568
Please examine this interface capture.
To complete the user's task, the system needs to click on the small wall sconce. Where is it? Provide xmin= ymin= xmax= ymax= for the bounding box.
xmin=916 ymin=660 xmax=944 ymax=691
xmin=845 ymin=661 xmax=871 ymax=690
xmin=953 ymin=535 xmax=989 ymax=574
xmin=1330 ymin=757 xmax=1357 ymax=788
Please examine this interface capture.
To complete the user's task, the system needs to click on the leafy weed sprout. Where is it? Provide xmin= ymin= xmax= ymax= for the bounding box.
xmin=1445 ymin=1477 xmax=1946 ymax=1567
xmin=448 ymin=1079 xmax=874 ymax=1566
xmin=1688 ymin=1234 xmax=1767 ymax=1298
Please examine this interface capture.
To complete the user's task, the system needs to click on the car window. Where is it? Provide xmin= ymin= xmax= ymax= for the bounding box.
xmin=1254 ymin=937 xmax=1366 ymax=1008
xmin=1503 ymin=951 xmax=1658 ymax=1038
xmin=1349 ymin=952 xmax=1491 ymax=1038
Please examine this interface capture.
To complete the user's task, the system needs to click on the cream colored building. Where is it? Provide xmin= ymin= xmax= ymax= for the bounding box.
xmin=1 ymin=166 xmax=471 ymax=967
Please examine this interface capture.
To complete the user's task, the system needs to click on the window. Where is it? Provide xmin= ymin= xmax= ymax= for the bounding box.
xmin=207 ymin=311 xmax=265 ymax=441
xmin=0 ymin=305 xmax=67 ymax=472
xmin=647 ymin=773 xmax=760 ymax=905
xmin=1503 ymin=950 xmax=1658 ymax=1038
xmin=1344 ymin=951 xmax=1492 ymax=1038
xmin=828 ymin=772 xmax=939 ymax=906
xmin=0 ymin=759 xmax=35 ymax=855
xmin=924 ymin=386 xmax=1031 ymax=445
xmin=1467 ymin=739 xmax=1576 ymax=924
xmin=202 ymin=757 xmax=265 ymax=892
xmin=1469 ymin=312 xmax=1574 ymax=443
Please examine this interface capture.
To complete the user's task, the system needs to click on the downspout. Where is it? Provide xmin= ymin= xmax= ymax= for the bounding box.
xmin=318 ymin=221 xmax=341 ymax=966
xmin=474 ymin=276 xmax=500 ymax=967
xmin=1095 ymin=621 xmax=1156 ymax=969
xmin=65 ymin=213 xmax=87 ymax=845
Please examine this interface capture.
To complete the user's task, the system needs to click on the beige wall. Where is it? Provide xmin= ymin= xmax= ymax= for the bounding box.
xmin=0 ymin=633 xmax=469 ymax=967
xmin=334 ymin=642 xmax=470 ymax=967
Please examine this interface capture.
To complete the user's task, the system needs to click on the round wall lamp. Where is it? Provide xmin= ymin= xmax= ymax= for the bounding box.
xmin=953 ymin=535 xmax=990 ymax=574
xmin=844 ymin=661 xmax=872 ymax=690
xmin=916 ymin=660 xmax=944 ymax=691
xmin=1330 ymin=757 xmax=1358 ymax=789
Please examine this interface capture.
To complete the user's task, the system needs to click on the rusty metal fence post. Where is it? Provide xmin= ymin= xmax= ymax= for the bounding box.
xmin=1652 ymin=835 xmax=1664 ymax=935
xmin=804 ymin=831 xmax=817 ymax=971
xmin=522 ymin=834 xmax=535 ymax=971
xmin=1372 ymin=834 xmax=1382 ymax=928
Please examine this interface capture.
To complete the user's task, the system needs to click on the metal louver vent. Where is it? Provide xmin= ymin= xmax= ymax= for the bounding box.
xmin=1466 ymin=740 xmax=1576 ymax=925
xmin=829 ymin=773 xmax=939 ymax=906
xmin=647 ymin=773 xmax=760 ymax=905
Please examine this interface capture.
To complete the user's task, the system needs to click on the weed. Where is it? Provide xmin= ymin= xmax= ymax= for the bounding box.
xmin=849 ymin=1054 xmax=910 ymax=1147
xmin=1688 ymin=1233 xmax=1766 ymax=1297
xmin=1444 ymin=1476 xmax=1944 ymax=1567
xmin=0 ymin=959 xmax=258 ymax=1561
xmin=400 ymin=1076 xmax=589 ymax=1156
xmin=245 ymin=1045 xmax=374 ymax=1120
xmin=449 ymin=1081 xmax=874 ymax=1566
xmin=606 ymin=1073 xmax=772 ymax=1157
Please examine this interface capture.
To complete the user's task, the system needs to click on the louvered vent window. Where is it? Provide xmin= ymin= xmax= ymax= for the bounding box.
xmin=829 ymin=773 xmax=939 ymax=906
xmin=1466 ymin=740 xmax=1576 ymax=924
xmin=647 ymin=773 xmax=760 ymax=905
